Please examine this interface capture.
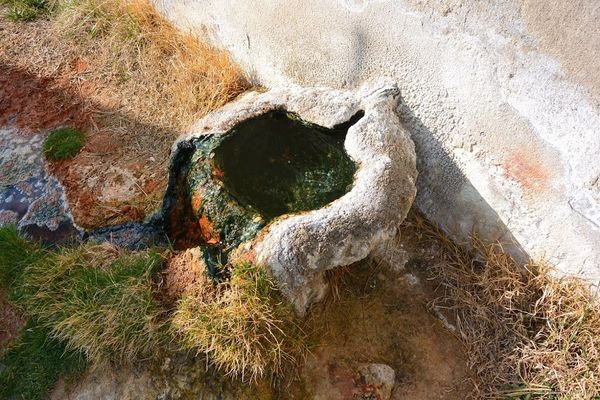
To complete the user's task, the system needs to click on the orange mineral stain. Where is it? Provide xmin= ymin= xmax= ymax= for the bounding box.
xmin=504 ymin=151 xmax=551 ymax=192
xmin=199 ymin=214 xmax=220 ymax=245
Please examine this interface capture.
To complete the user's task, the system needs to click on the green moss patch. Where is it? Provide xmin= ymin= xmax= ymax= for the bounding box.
xmin=43 ymin=127 xmax=85 ymax=160
xmin=187 ymin=144 xmax=263 ymax=251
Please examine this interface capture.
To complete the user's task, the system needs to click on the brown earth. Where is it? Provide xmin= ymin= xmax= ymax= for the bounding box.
xmin=285 ymin=234 xmax=474 ymax=399
xmin=0 ymin=290 xmax=25 ymax=357
xmin=162 ymin=247 xmax=214 ymax=304
xmin=0 ymin=64 xmax=92 ymax=135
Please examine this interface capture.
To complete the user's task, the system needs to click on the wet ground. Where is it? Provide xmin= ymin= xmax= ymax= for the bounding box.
xmin=0 ymin=63 xmax=169 ymax=231
xmin=0 ymin=127 xmax=80 ymax=243
xmin=296 ymin=273 xmax=472 ymax=399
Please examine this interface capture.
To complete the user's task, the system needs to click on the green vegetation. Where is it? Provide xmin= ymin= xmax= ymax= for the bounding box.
xmin=172 ymin=261 xmax=306 ymax=380
xmin=43 ymin=127 xmax=85 ymax=160
xmin=1 ymin=0 xmax=50 ymax=21
xmin=13 ymin=244 xmax=168 ymax=363
xmin=0 ymin=229 xmax=303 ymax=394
xmin=0 ymin=225 xmax=168 ymax=397
xmin=0 ymin=224 xmax=44 ymax=288
xmin=0 ymin=320 xmax=86 ymax=400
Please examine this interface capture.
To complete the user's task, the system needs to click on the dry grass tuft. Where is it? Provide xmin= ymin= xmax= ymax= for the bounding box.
xmin=325 ymin=265 xmax=351 ymax=301
xmin=172 ymin=262 xmax=306 ymax=381
xmin=408 ymin=213 xmax=600 ymax=399
xmin=52 ymin=0 xmax=248 ymax=135
xmin=1 ymin=0 xmax=247 ymax=138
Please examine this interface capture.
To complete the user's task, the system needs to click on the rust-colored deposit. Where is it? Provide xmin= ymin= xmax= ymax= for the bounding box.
xmin=190 ymin=191 xmax=220 ymax=244
xmin=0 ymin=64 xmax=92 ymax=135
xmin=51 ymin=139 xmax=164 ymax=229
xmin=166 ymin=169 xmax=203 ymax=250
xmin=163 ymin=248 xmax=214 ymax=304
xmin=198 ymin=214 xmax=221 ymax=245
xmin=504 ymin=150 xmax=552 ymax=192
xmin=212 ymin=165 xmax=225 ymax=179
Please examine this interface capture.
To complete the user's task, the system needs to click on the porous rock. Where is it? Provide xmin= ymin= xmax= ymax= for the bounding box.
xmin=174 ymin=80 xmax=417 ymax=313
xmin=0 ymin=127 xmax=81 ymax=244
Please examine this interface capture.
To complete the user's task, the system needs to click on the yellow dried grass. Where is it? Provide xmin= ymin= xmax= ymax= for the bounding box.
xmin=52 ymin=0 xmax=248 ymax=140
xmin=408 ymin=212 xmax=600 ymax=399
xmin=172 ymin=262 xmax=307 ymax=382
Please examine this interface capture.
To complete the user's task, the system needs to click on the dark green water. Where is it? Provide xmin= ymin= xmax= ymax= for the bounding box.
xmin=213 ymin=111 xmax=358 ymax=220
xmin=164 ymin=110 xmax=361 ymax=277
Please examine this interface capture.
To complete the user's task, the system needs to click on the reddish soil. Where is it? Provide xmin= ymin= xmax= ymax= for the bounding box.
xmin=198 ymin=214 xmax=220 ymax=245
xmin=0 ymin=64 xmax=92 ymax=135
xmin=48 ymin=154 xmax=163 ymax=229
xmin=0 ymin=63 xmax=169 ymax=229
xmin=162 ymin=248 xmax=214 ymax=304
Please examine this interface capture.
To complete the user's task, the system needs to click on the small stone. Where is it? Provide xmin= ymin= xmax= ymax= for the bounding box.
xmin=0 ymin=210 xmax=19 ymax=225
xmin=161 ymin=357 xmax=172 ymax=372
xmin=356 ymin=363 xmax=396 ymax=400
xmin=404 ymin=273 xmax=420 ymax=286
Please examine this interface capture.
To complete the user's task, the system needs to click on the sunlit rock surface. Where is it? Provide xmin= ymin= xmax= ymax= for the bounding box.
xmin=168 ymin=80 xmax=417 ymax=312
xmin=155 ymin=0 xmax=600 ymax=283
